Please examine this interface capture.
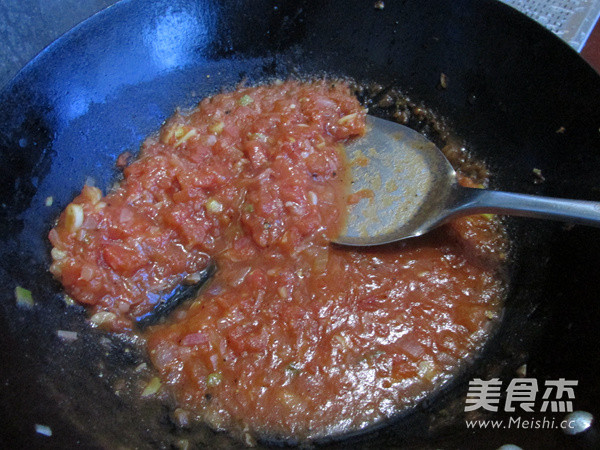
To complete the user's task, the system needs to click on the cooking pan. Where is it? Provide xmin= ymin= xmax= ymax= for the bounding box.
xmin=1 ymin=0 xmax=600 ymax=448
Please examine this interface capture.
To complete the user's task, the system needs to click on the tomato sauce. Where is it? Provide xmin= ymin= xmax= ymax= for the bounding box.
xmin=49 ymin=80 xmax=506 ymax=440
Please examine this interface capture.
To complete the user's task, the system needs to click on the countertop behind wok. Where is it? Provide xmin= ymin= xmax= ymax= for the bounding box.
xmin=0 ymin=0 xmax=599 ymax=90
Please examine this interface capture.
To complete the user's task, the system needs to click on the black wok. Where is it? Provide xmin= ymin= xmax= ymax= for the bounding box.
xmin=1 ymin=0 xmax=600 ymax=448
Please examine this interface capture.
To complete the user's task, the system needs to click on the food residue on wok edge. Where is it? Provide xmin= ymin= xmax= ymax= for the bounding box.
xmin=49 ymin=79 xmax=507 ymax=442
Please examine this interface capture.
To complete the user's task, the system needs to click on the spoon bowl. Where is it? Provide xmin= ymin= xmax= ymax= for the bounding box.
xmin=334 ymin=115 xmax=600 ymax=246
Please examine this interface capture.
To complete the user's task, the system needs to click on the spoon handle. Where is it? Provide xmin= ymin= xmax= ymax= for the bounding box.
xmin=454 ymin=186 xmax=600 ymax=227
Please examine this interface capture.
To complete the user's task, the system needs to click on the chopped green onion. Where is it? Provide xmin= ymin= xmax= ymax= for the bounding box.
xmin=173 ymin=125 xmax=187 ymax=139
xmin=286 ymin=363 xmax=301 ymax=374
xmin=248 ymin=132 xmax=268 ymax=142
xmin=90 ymin=311 xmax=117 ymax=326
xmin=439 ymin=72 xmax=448 ymax=89
xmin=244 ymin=203 xmax=254 ymax=213
xmin=209 ymin=121 xmax=225 ymax=134
xmin=206 ymin=372 xmax=223 ymax=387
xmin=141 ymin=377 xmax=162 ymax=397
xmin=63 ymin=295 xmax=75 ymax=306
xmin=238 ymin=94 xmax=254 ymax=106
xmin=206 ymin=198 xmax=223 ymax=213
xmin=161 ymin=124 xmax=180 ymax=144
xmin=15 ymin=286 xmax=34 ymax=308
xmin=174 ymin=129 xmax=198 ymax=147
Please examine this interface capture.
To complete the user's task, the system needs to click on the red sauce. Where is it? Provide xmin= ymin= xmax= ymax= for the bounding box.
xmin=49 ymin=80 xmax=506 ymax=440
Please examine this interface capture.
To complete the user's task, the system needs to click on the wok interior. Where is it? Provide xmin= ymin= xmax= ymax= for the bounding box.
xmin=1 ymin=0 xmax=600 ymax=448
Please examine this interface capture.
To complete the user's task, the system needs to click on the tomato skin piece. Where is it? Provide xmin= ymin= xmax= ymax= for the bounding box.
xmin=181 ymin=331 xmax=210 ymax=347
xmin=102 ymin=243 xmax=146 ymax=275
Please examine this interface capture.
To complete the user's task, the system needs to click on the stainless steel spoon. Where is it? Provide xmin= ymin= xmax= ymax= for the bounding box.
xmin=334 ymin=115 xmax=600 ymax=246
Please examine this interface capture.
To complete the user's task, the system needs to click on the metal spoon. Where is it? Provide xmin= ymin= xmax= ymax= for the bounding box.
xmin=334 ymin=115 xmax=600 ymax=246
